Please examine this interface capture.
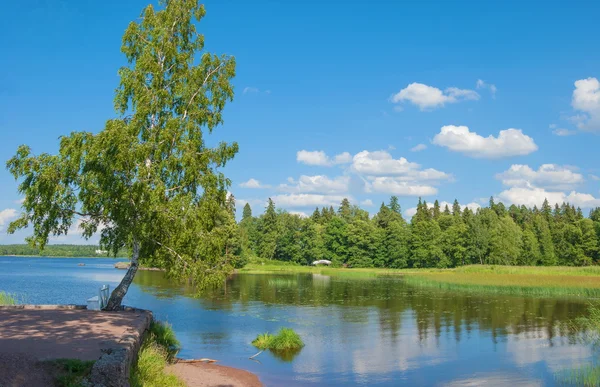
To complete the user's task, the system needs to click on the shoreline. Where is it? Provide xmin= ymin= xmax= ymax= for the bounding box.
xmin=168 ymin=361 xmax=262 ymax=387
xmin=2 ymin=255 xmax=128 ymax=259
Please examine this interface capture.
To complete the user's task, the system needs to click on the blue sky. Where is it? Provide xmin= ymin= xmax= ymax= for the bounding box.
xmin=1 ymin=0 xmax=599 ymax=244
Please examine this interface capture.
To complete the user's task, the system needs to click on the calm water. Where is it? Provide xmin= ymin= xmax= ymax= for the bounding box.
xmin=0 ymin=256 xmax=597 ymax=386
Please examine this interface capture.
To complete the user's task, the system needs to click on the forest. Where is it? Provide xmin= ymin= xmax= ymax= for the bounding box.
xmin=235 ymin=196 xmax=600 ymax=268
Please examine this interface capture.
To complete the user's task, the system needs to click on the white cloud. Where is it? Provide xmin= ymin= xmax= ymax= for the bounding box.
xmin=296 ymin=150 xmax=352 ymax=167
xmin=497 ymin=187 xmax=600 ymax=208
xmin=360 ymin=199 xmax=374 ymax=207
xmin=369 ymin=178 xmax=438 ymax=196
xmin=432 ymin=125 xmax=538 ymax=158
xmin=476 ymin=79 xmax=497 ymax=98
xmin=279 ymin=175 xmax=349 ymax=194
xmin=235 ymin=198 xmax=264 ymax=208
xmin=0 ymin=208 xmax=18 ymax=231
xmin=404 ymin=201 xmax=480 ymax=218
xmin=351 ymin=150 xmax=451 ymax=181
xmin=590 ymin=174 xmax=600 ymax=181
xmin=553 ymin=128 xmax=577 ymax=136
xmin=571 ymin=77 xmax=600 ymax=131
xmin=410 ymin=144 xmax=427 ymax=152
xmin=550 ymin=123 xmax=577 ymax=136
xmin=391 ymin=82 xmax=479 ymax=110
xmin=496 ymin=164 xmax=584 ymax=190
xmin=239 ymin=178 xmax=270 ymax=189
xmin=271 ymin=194 xmax=347 ymax=208
xmin=289 ymin=211 xmax=308 ymax=218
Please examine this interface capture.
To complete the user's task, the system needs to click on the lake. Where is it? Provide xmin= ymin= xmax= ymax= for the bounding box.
xmin=0 ymin=256 xmax=596 ymax=386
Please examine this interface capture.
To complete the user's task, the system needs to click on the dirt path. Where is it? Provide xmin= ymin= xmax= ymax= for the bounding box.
xmin=168 ymin=362 xmax=262 ymax=387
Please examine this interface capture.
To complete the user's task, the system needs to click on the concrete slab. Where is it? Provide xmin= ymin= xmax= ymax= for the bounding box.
xmin=0 ymin=308 xmax=150 ymax=361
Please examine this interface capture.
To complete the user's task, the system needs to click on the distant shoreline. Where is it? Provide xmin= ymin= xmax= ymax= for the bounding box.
xmin=1 ymin=255 xmax=128 ymax=259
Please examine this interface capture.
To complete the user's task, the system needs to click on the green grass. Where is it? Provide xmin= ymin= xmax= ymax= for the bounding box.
xmin=239 ymin=261 xmax=600 ymax=297
xmin=0 ymin=291 xmax=17 ymax=305
xmin=252 ymin=333 xmax=274 ymax=350
xmin=252 ymin=328 xmax=304 ymax=351
xmin=269 ymin=328 xmax=304 ymax=351
xmin=48 ymin=358 xmax=95 ymax=387
xmin=146 ymin=320 xmax=180 ymax=361
xmin=403 ymin=274 xmax=600 ymax=297
xmin=130 ymin=320 xmax=184 ymax=387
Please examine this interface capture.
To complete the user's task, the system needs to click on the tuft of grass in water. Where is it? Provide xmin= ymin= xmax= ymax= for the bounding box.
xmin=252 ymin=328 xmax=304 ymax=352
xmin=560 ymin=365 xmax=600 ymax=387
xmin=49 ymin=358 xmax=94 ymax=387
xmin=557 ymin=304 xmax=600 ymax=386
xmin=269 ymin=328 xmax=304 ymax=351
xmin=130 ymin=320 xmax=184 ymax=387
xmin=0 ymin=291 xmax=17 ymax=305
xmin=252 ymin=332 xmax=274 ymax=350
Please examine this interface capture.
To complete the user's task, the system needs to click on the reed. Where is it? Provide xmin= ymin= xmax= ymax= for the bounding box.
xmin=0 ymin=291 xmax=17 ymax=305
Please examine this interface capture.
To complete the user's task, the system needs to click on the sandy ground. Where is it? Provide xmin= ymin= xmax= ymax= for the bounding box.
xmin=0 ymin=308 xmax=262 ymax=387
xmin=0 ymin=308 xmax=149 ymax=387
xmin=168 ymin=362 xmax=262 ymax=387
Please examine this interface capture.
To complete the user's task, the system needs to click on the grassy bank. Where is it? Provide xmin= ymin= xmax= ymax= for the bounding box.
xmin=238 ymin=260 xmax=600 ymax=297
xmin=130 ymin=321 xmax=184 ymax=387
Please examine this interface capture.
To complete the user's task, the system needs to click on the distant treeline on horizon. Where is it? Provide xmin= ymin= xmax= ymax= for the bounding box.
xmin=0 ymin=244 xmax=128 ymax=258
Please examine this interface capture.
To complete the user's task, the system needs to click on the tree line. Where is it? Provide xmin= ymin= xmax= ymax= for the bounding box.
xmin=234 ymin=196 xmax=600 ymax=268
xmin=0 ymin=244 xmax=127 ymax=258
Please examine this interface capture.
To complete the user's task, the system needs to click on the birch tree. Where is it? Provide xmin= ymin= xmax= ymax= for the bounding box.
xmin=6 ymin=0 xmax=237 ymax=310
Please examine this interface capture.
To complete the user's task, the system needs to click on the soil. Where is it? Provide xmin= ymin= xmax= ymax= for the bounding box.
xmin=168 ymin=361 xmax=262 ymax=387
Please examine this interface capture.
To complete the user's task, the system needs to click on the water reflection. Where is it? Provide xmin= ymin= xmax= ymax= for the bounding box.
xmin=130 ymin=271 xmax=595 ymax=386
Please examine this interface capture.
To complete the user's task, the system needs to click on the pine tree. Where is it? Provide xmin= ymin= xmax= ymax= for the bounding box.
xmin=258 ymin=198 xmax=278 ymax=259
xmin=452 ymin=199 xmax=461 ymax=217
xmin=339 ymin=198 xmax=352 ymax=222
xmin=242 ymin=203 xmax=252 ymax=222
xmin=389 ymin=196 xmax=401 ymax=214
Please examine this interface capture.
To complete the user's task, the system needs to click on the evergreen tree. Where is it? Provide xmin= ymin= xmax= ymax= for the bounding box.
xmin=339 ymin=198 xmax=352 ymax=222
xmin=258 ymin=198 xmax=278 ymax=259
xmin=389 ymin=196 xmax=402 ymax=214
xmin=452 ymin=199 xmax=461 ymax=217
xmin=242 ymin=203 xmax=252 ymax=222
